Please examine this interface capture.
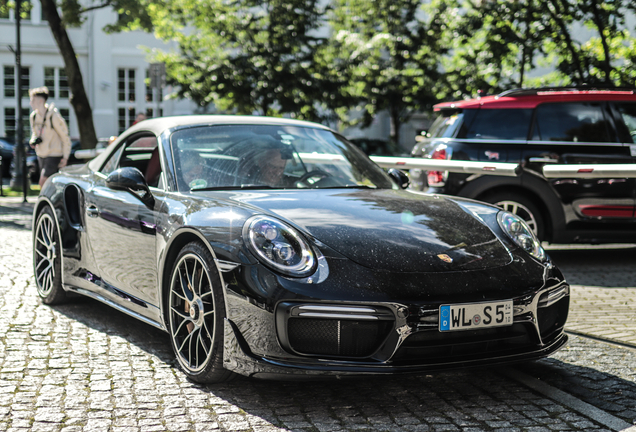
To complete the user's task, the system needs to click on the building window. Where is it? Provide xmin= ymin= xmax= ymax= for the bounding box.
xmin=3 ymin=66 xmax=13 ymax=97
xmin=4 ymin=107 xmax=31 ymax=140
xmin=118 ymin=68 xmax=135 ymax=103
xmin=118 ymin=107 xmax=136 ymax=134
xmin=44 ymin=67 xmax=69 ymax=99
xmin=3 ymin=66 xmax=30 ymax=98
xmin=145 ymin=69 xmax=163 ymax=103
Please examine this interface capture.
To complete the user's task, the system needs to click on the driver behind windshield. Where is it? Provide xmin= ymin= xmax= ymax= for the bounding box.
xmin=239 ymin=138 xmax=294 ymax=187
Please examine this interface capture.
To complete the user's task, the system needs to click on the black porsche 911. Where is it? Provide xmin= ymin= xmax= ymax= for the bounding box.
xmin=32 ymin=116 xmax=569 ymax=382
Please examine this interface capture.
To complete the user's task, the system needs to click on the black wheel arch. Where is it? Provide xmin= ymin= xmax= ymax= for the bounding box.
xmin=159 ymin=228 xmax=232 ymax=330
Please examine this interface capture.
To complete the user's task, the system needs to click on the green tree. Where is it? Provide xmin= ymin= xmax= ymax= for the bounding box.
xmin=148 ymin=0 xmax=330 ymax=120
xmin=429 ymin=0 xmax=636 ymax=99
xmin=428 ymin=0 xmax=556 ymax=99
xmin=325 ymin=0 xmax=444 ymax=145
xmin=540 ymin=0 xmax=636 ymax=86
xmin=40 ymin=0 xmax=152 ymax=149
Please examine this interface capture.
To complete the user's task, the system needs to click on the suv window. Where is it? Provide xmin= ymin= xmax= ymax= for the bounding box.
xmin=613 ymin=102 xmax=636 ymax=143
xmin=428 ymin=113 xmax=464 ymax=138
xmin=532 ymin=103 xmax=612 ymax=142
xmin=460 ymin=109 xmax=532 ymax=140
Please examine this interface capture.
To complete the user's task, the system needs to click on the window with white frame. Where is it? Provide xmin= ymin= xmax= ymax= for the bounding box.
xmin=44 ymin=67 xmax=69 ymax=99
xmin=4 ymin=107 xmax=31 ymax=140
xmin=144 ymin=69 xmax=164 ymax=119
xmin=118 ymin=68 xmax=135 ymax=103
xmin=3 ymin=66 xmax=30 ymax=98
xmin=145 ymin=69 xmax=163 ymax=103
xmin=118 ymin=107 xmax=136 ymax=134
xmin=117 ymin=68 xmax=137 ymax=133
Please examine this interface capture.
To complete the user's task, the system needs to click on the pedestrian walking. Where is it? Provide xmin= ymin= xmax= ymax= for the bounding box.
xmin=28 ymin=86 xmax=71 ymax=187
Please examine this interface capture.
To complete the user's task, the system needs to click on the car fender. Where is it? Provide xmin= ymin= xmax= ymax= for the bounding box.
xmin=158 ymin=225 xmax=250 ymax=330
xmin=454 ymin=170 xmax=566 ymax=241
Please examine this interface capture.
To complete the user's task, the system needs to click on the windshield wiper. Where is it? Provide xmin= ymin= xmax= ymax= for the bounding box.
xmin=191 ymin=184 xmax=277 ymax=191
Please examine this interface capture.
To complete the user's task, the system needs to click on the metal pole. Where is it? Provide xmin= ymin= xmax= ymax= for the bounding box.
xmin=16 ymin=0 xmax=27 ymax=202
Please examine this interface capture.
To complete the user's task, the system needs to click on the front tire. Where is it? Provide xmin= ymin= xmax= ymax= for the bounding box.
xmin=33 ymin=206 xmax=67 ymax=305
xmin=167 ymin=241 xmax=233 ymax=383
xmin=482 ymin=192 xmax=545 ymax=240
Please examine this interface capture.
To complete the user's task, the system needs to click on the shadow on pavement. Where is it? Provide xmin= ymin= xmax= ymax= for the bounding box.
xmin=514 ymin=349 xmax=636 ymax=424
xmin=51 ymin=295 xmax=175 ymax=366
xmin=47 ymin=292 xmax=636 ymax=430
xmin=546 ymin=246 xmax=636 ymax=287
xmin=0 ymin=201 xmax=34 ymax=231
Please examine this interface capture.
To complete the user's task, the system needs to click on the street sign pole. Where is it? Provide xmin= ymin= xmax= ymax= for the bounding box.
xmin=149 ymin=63 xmax=165 ymax=118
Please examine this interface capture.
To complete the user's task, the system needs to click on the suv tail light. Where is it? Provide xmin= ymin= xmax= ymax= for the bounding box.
xmin=427 ymin=144 xmax=451 ymax=187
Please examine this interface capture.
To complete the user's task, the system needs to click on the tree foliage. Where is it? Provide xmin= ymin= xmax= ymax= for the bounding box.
xmin=428 ymin=0 xmax=636 ymax=99
xmin=148 ymin=0 xmax=330 ymax=120
xmin=319 ymin=0 xmax=445 ymax=143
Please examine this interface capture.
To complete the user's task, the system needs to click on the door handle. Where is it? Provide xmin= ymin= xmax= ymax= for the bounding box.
xmin=86 ymin=205 xmax=99 ymax=218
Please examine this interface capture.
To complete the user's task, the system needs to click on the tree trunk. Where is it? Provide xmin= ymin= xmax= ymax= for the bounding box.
xmin=589 ymin=0 xmax=613 ymax=84
xmin=41 ymin=0 xmax=97 ymax=149
xmin=544 ymin=0 xmax=585 ymax=84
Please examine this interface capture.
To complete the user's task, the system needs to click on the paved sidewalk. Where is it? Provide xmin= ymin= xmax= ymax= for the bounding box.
xmin=567 ymin=287 xmax=636 ymax=346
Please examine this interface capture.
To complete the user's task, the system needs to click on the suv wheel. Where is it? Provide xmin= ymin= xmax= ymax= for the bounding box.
xmin=482 ymin=192 xmax=545 ymax=240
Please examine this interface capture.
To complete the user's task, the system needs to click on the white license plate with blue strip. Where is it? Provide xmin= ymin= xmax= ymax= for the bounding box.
xmin=439 ymin=300 xmax=513 ymax=332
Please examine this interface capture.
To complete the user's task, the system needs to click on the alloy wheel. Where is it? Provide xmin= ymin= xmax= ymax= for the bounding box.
xmin=34 ymin=212 xmax=58 ymax=298
xmin=169 ymin=252 xmax=216 ymax=373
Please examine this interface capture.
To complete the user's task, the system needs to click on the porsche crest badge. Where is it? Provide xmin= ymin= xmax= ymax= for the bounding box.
xmin=437 ymin=254 xmax=453 ymax=263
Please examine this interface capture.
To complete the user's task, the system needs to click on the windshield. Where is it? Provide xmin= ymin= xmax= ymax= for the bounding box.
xmin=170 ymin=124 xmax=395 ymax=191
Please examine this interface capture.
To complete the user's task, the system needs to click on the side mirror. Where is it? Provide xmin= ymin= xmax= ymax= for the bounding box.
xmin=106 ymin=167 xmax=154 ymax=207
xmin=387 ymin=168 xmax=410 ymax=189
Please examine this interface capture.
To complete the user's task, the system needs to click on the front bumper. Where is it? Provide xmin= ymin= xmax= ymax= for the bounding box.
xmin=222 ymin=280 xmax=570 ymax=379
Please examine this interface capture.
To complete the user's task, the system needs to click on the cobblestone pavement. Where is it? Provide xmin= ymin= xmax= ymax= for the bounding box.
xmin=1 ymin=198 xmax=635 ymax=431
xmin=546 ymin=245 xmax=636 ymax=347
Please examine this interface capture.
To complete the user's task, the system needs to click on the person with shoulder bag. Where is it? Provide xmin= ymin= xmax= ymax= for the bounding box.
xmin=29 ymin=86 xmax=71 ymax=187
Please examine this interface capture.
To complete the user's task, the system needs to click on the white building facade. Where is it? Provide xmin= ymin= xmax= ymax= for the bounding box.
xmin=0 ymin=2 xmax=194 ymax=142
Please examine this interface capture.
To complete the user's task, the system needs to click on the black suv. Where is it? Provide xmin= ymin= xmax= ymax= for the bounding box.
xmin=410 ymin=88 xmax=636 ymax=244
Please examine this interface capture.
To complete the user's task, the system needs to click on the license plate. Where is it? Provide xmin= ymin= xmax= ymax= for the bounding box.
xmin=439 ymin=300 xmax=513 ymax=332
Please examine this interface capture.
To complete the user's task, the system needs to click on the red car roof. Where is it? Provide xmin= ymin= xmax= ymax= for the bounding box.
xmin=434 ymin=90 xmax=636 ymax=111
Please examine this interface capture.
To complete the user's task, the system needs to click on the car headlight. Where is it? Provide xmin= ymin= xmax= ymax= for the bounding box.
xmin=497 ymin=211 xmax=546 ymax=262
xmin=244 ymin=215 xmax=317 ymax=277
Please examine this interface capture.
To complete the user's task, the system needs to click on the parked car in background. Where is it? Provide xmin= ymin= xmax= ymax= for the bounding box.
xmin=410 ymin=87 xmax=636 ymax=244
xmin=1 ymin=138 xmax=38 ymax=182
xmin=28 ymin=139 xmax=84 ymax=184
xmin=33 ymin=115 xmax=568 ymax=383
xmin=0 ymin=137 xmax=14 ymax=177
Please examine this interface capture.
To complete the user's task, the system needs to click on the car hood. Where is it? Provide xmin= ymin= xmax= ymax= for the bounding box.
xmin=224 ymin=188 xmax=511 ymax=272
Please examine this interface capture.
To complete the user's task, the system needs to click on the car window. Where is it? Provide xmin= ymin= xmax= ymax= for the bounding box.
xmin=427 ymin=113 xmax=463 ymax=138
xmin=532 ymin=103 xmax=612 ymax=142
xmin=460 ymin=109 xmax=532 ymax=140
xmin=170 ymin=125 xmax=394 ymax=191
xmin=612 ymin=102 xmax=636 ymax=143
xmin=99 ymin=135 xmax=160 ymax=186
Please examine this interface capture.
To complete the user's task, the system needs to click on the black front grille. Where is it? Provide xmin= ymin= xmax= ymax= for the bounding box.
xmin=391 ymin=323 xmax=535 ymax=365
xmin=537 ymin=296 xmax=569 ymax=341
xmin=287 ymin=318 xmax=393 ymax=358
